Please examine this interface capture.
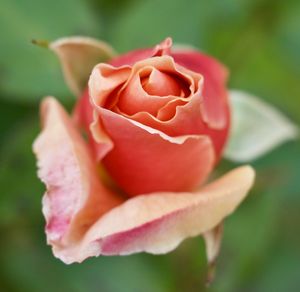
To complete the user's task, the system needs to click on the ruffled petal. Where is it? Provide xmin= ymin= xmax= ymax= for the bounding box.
xmin=171 ymin=50 xmax=230 ymax=156
xmin=115 ymin=56 xmax=198 ymax=117
xmin=171 ymin=50 xmax=229 ymax=129
xmin=50 ymin=36 xmax=117 ymax=96
xmin=117 ymin=72 xmax=179 ymax=116
xmin=33 ymin=97 xmax=122 ymax=247
xmin=88 ymin=63 xmax=131 ymax=108
xmin=52 ymin=166 xmax=255 ymax=264
xmin=114 ymin=93 xmax=227 ymax=161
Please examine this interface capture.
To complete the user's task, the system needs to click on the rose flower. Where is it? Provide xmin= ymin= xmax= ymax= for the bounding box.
xmin=33 ymin=37 xmax=255 ymax=264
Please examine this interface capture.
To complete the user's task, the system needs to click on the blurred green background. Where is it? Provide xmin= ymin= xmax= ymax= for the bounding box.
xmin=0 ymin=0 xmax=299 ymax=291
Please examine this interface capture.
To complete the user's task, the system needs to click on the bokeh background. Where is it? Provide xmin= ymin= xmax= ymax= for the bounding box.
xmin=0 ymin=0 xmax=299 ymax=291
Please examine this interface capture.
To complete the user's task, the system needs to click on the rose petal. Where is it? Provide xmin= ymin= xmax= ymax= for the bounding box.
xmin=115 ymin=56 xmax=198 ymax=116
xmin=91 ymin=107 xmax=215 ymax=195
xmin=225 ymin=90 xmax=299 ymax=162
xmin=203 ymin=223 xmax=224 ymax=285
xmin=172 ymin=50 xmax=229 ymax=129
xmin=117 ymin=70 xmax=179 ymax=116
xmin=116 ymin=93 xmax=227 ymax=160
xmin=106 ymin=52 xmax=229 ymax=158
xmin=143 ymin=67 xmax=182 ymax=96
xmin=33 ymin=97 xmax=122 ymax=247
xmin=203 ymin=223 xmax=224 ymax=265
xmin=52 ymin=166 xmax=255 ymax=264
xmin=88 ymin=63 xmax=131 ymax=108
xmin=72 ymin=89 xmax=114 ymax=161
xmin=50 ymin=36 xmax=117 ymax=96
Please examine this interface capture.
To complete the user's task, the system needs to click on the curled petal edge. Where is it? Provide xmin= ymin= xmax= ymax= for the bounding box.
xmin=91 ymin=104 xmax=216 ymax=195
xmin=33 ymin=97 xmax=122 ymax=246
xmin=52 ymin=165 xmax=255 ymax=264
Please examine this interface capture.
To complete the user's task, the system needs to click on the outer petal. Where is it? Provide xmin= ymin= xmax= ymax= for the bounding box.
xmin=91 ymin=108 xmax=215 ymax=196
xmin=50 ymin=36 xmax=117 ymax=96
xmin=172 ymin=50 xmax=230 ymax=155
xmin=171 ymin=50 xmax=229 ymax=128
xmin=114 ymin=93 xmax=226 ymax=161
xmin=52 ymin=166 xmax=255 ymax=264
xmin=33 ymin=97 xmax=122 ymax=247
xmin=225 ymin=90 xmax=299 ymax=162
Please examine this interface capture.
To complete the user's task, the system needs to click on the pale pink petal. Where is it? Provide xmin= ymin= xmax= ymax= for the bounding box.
xmin=91 ymin=107 xmax=215 ymax=196
xmin=52 ymin=166 xmax=255 ymax=263
xmin=50 ymin=37 xmax=117 ymax=96
xmin=33 ymin=97 xmax=123 ymax=247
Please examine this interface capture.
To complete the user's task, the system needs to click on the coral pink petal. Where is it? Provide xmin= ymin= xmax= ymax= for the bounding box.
xmin=53 ymin=166 xmax=255 ymax=263
xmin=33 ymin=97 xmax=123 ymax=248
xmin=113 ymin=56 xmax=198 ymax=117
xmin=93 ymin=108 xmax=215 ymax=196
xmin=73 ymin=88 xmax=93 ymax=130
xmin=73 ymin=90 xmax=113 ymax=161
xmin=117 ymin=72 xmax=178 ymax=116
xmin=89 ymin=64 xmax=131 ymax=108
xmin=120 ymin=94 xmax=206 ymax=140
xmin=172 ymin=50 xmax=229 ymax=130
xmin=143 ymin=68 xmax=182 ymax=96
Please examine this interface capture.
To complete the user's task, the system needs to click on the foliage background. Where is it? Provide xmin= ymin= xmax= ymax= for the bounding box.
xmin=0 ymin=0 xmax=299 ymax=291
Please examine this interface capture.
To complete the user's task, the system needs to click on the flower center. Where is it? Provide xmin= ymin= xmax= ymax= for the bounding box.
xmin=141 ymin=68 xmax=183 ymax=97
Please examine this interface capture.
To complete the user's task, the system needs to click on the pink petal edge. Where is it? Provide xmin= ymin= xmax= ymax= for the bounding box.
xmin=33 ymin=97 xmax=123 ymax=247
xmin=52 ymin=165 xmax=255 ymax=264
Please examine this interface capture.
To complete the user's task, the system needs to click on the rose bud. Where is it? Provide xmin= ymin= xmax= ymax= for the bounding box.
xmin=33 ymin=37 xmax=255 ymax=265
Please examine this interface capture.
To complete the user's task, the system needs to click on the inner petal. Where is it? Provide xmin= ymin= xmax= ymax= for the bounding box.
xmin=142 ymin=68 xmax=182 ymax=97
xmin=117 ymin=72 xmax=177 ymax=116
